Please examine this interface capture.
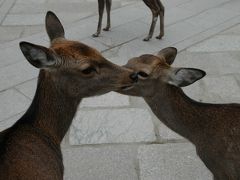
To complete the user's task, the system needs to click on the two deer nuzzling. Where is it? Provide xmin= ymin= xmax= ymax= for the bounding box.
xmin=93 ymin=0 xmax=164 ymax=41
xmin=0 ymin=11 xmax=137 ymax=180
xmin=117 ymin=47 xmax=240 ymax=180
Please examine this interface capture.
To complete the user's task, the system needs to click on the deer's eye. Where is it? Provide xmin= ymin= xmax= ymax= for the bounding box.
xmin=138 ymin=71 xmax=149 ymax=78
xmin=81 ymin=67 xmax=96 ymax=75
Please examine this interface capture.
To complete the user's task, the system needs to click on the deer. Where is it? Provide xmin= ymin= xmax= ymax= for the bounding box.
xmin=0 ymin=11 xmax=138 ymax=180
xmin=117 ymin=47 xmax=240 ymax=180
xmin=92 ymin=0 xmax=164 ymax=41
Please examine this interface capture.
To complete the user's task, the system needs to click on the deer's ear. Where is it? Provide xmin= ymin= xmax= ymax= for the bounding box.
xmin=19 ymin=41 xmax=56 ymax=69
xmin=167 ymin=68 xmax=206 ymax=87
xmin=45 ymin=11 xmax=65 ymax=41
xmin=157 ymin=47 xmax=177 ymax=65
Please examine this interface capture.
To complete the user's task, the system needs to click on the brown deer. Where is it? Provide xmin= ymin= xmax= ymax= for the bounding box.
xmin=0 ymin=11 xmax=138 ymax=180
xmin=117 ymin=47 xmax=240 ymax=180
xmin=92 ymin=0 xmax=164 ymax=41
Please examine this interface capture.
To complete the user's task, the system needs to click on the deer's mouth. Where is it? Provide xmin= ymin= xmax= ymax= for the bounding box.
xmin=121 ymin=85 xmax=134 ymax=90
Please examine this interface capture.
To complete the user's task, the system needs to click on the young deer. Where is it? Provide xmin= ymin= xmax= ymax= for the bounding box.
xmin=93 ymin=0 xmax=164 ymax=41
xmin=117 ymin=47 xmax=240 ymax=180
xmin=0 ymin=11 xmax=138 ymax=180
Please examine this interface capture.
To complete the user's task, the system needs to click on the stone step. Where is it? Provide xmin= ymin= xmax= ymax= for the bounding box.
xmin=62 ymin=143 xmax=213 ymax=180
xmin=69 ymin=108 xmax=156 ymax=145
xmin=138 ymin=143 xmax=213 ymax=180
xmin=62 ymin=144 xmax=139 ymax=180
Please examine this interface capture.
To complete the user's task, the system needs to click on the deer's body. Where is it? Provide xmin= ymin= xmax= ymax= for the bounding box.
xmin=145 ymin=86 xmax=240 ymax=179
xmin=0 ymin=71 xmax=79 ymax=180
xmin=0 ymin=11 xmax=137 ymax=180
xmin=118 ymin=47 xmax=240 ymax=180
xmin=93 ymin=0 xmax=164 ymax=41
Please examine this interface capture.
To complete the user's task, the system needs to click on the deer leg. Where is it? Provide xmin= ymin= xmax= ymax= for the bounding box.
xmin=103 ymin=0 xmax=112 ymax=31
xmin=156 ymin=2 xmax=164 ymax=39
xmin=143 ymin=10 xmax=158 ymax=41
xmin=93 ymin=0 xmax=105 ymax=37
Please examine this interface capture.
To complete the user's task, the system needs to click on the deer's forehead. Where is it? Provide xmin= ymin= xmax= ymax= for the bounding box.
xmin=52 ymin=41 xmax=103 ymax=62
xmin=127 ymin=55 xmax=166 ymax=69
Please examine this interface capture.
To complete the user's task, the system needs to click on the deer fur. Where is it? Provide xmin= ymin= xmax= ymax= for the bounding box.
xmin=117 ymin=47 xmax=240 ymax=180
xmin=0 ymin=11 xmax=137 ymax=180
xmin=93 ymin=0 xmax=164 ymax=41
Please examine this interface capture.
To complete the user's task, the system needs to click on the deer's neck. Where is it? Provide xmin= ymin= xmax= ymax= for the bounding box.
xmin=144 ymin=84 xmax=206 ymax=142
xmin=18 ymin=70 xmax=81 ymax=144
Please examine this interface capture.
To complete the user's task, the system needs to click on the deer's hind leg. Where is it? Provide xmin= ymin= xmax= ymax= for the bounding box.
xmin=143 ymin=9 xmax=158 ymax=41
xmin=156 ymin=0 xmax=164 ymax=39
xmin=93 ymin=0 xmax=105 ymax=37
xmin=103 ymin=0 xmax=112 ymax=31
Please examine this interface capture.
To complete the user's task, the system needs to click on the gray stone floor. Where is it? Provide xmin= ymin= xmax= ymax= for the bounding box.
xmin=1 ymin=0 xmax=240 ymax=179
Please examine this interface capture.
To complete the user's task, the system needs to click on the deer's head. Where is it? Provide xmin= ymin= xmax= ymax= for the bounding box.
xmin=118 ymin=47 xmax=206 ymax=97
xmin=19 ymin=11 xmax=138 ymax=98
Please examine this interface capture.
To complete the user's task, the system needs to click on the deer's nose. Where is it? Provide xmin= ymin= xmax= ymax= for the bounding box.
xmin=129 ymin=72 xmax=138 ymax=82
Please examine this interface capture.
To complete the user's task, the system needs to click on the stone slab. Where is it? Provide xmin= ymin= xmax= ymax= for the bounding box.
xmin=140 ymin=6 xmax=196 ymax=27
xmin=220 ymin=0 xmax=240 ymax=14
xmin=185 ymin=7 xmax=239 ymax=31
xmin=21 ymin=25 xmax=45 ymax=38
xmin=16 ymin=0 xmax=47 ymax=3
xmin=63 ymin=145 xmax=139 ymax=180
xmin=0 ymin=44 xmax=25 ymax=68
xmin=202 ymin=75 xmax=240 ymax=103
xmin=138 ymin=143 xmax=213 ymax=180
xmin=102 ymin=19 xmax=204 ymax=65
xmin=0 ymin=26 xmax=23 ymax=43
xmin=0 ymin=89 xmax=30 ymax=122
xmin=69 ymin=108 xmax=156 ymax=145
xmin=15 ymin=78 xmax=37 ymax=99
xmin=220 ymin=24 xmax=240 ymax=35
xmin=109 ymin=4 xmax=148 ymax=26
xmin=187 ymin=35 xmax=240 ymax=52
xmin=173 ymin=15 xmax=240 ymax=52
xmin=0 ymin=0 xmax=16 ymax=23
xmin=159 ymin=0 xmax=193 ymax=9
xmin=0 ymin=0 xmax=5 ymax=6
xmin=178 ymin=0 xmax=230 ymax=13
xmin=80 ymin=37 xmax=109 ymax=52
xmin=94 ymin=20 xmax=148 ymax=47
xmin=157 ymin=121 xmax=185 ymax=141
xmin=104 ymin=14 xmax=229 ymax=65
xmin=2 ymin=13 xmax=46 ymax=26
xmin=0 ymin=112 xmax=23 ymax=131
xmin=174 ymin=51 xmax=240 ymax=103
xmin=175 ymin=51 xmax=240 ymax=76
xmin=2 ymin=12 xmax=91 ymax=26
xmin=163 ymin=20 xmax=202 ymax=45
xmin=102 ymin=38 xmax=171 ymax=65
xmin=10 ymin=2 xmax=96 ymax=14
xmin=0 ymin=61 xmax=38 ymax=91
xmin=80 ymin=92 xmax=130 ymax=108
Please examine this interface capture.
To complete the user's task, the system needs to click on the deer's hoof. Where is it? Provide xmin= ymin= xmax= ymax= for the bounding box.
xmin=143 ymin=37 xmax=150 ymax=41
xmin=92 ymin=33 xmax=99 ymax=37
xmin=156 ymin=35 xmax=163 ymax=39
xmin=103 ymin=27 xmax=110 ymax=31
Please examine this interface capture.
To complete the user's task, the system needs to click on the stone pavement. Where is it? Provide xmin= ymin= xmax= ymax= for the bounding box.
xmin=1 ymin=0 xmax=240 ymax=179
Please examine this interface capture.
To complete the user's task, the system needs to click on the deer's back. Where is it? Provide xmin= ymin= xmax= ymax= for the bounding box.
xmin=0 ymin=125 xmax=63 ymax=180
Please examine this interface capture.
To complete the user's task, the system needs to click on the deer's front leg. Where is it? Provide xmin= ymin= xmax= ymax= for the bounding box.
xmin=156 ymin=1 xmax=164 ymax=39
xmin=144 ymin=11 xmax=158 ymax=41
xmin=103 ymin=0 xmax=112 ymax=31
xmin=93 ymin=0 xmax=105 ymax=37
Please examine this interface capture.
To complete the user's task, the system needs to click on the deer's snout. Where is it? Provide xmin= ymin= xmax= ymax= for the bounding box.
xmin=129 ymin=72 xmax=138 ymax=83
